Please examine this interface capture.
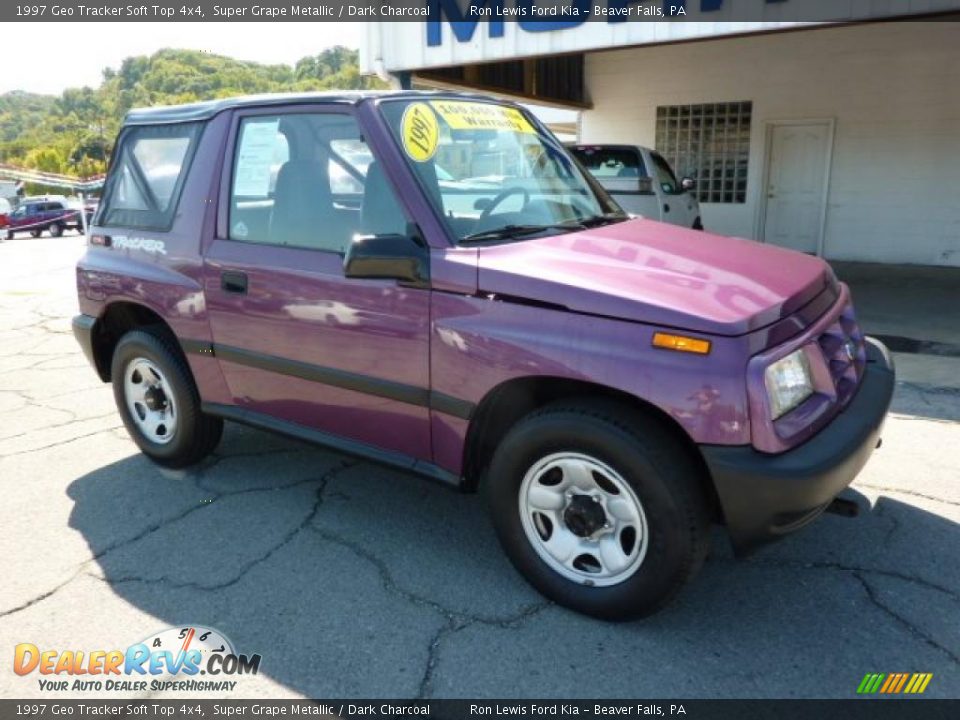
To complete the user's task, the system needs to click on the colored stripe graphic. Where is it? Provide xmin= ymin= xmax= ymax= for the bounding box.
xmin=906 ymin=673 xmax=933 ymax=694
xmin=879 ymin=674 xmax=896 ymax=693
xmin=857 ymin=673 xmax=885 ymax=694
xmin=857 ymin=672 xmax=932 ymax=694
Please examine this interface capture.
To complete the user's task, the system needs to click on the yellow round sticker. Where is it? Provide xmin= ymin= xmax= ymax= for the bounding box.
xmin=401 ymin=102 xmax=439 ymax=162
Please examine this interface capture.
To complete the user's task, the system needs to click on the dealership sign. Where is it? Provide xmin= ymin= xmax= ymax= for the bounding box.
xmin=361 ymin=0 xmax=960 ymax=74
xmin=426 ymin=0 xmax=788 ymax=46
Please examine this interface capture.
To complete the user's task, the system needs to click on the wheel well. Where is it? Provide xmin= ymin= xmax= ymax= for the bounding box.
xmin=90 ymin=302 xmax=174 ymax=382
xmin=462 ymin=377 xmax=723 ymax=522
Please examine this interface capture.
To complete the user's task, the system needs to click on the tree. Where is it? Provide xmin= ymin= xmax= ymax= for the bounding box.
xmin=0 ymin=46 xmax=383 ymax=177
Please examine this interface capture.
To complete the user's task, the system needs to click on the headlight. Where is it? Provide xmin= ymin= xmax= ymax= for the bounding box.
xmin=764 ymin=349 xmax=814 ymax=419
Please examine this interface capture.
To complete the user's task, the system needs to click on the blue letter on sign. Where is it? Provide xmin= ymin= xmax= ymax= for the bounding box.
xmin=676 ymin=0 xmax=791 ymax=12
xmin=517 ymin=0 xmax=590 ymax=31
xmin=427 ymin=0 xmax=505 ymax=46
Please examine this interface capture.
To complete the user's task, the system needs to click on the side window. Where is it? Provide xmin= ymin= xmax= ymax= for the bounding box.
xmin=98 ymin=122 xmax=202 ymax=230
xmin=329 ymin=138 xmax=371 ymax=197
xmin=228 ymin=112 xmax=406 ymax=254
xmin=651 ymin=152 xmax=681 ymax=195
xmin=570 ymin=147 xmax=652 ymax=194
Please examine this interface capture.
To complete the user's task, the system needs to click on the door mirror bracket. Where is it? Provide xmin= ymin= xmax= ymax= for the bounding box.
xmin=343 ymin=226 xmax=430 ymax=288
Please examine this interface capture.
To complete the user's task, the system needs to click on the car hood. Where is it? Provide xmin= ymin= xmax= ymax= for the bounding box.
xmin=475 ymin=218 xmax=834 ymax=337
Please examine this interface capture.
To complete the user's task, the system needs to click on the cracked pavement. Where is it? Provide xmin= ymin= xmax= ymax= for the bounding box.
xmin=1 ymin=235 xmax=958 ymax=699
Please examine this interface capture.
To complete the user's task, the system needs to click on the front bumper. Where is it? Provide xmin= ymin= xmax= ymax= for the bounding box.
xmin=72 ymin=314 xmax=101 ymax=377
xmin=702 ymin=338 xmax=895 ymax=555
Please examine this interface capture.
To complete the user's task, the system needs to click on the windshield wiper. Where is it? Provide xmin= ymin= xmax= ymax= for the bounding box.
xmin=460 ymin=222 xmax=585 ymax=245
xmin=578 ymin=212 xmax=629 ymax=228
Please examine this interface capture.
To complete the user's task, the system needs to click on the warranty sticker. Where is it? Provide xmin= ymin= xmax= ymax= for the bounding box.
xmin=429 ymin=100 xmax=536 ymax=134
xmin=401 ymin=102 xmax=440 ymax=162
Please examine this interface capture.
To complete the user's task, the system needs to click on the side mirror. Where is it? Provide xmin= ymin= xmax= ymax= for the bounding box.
xmin=681 ymin=177 xmax=697 ymax=192
xmin=343 ymin=232 xmax=429 ymax=287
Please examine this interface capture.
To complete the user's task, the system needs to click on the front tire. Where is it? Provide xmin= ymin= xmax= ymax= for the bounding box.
xmin=486 ymin=399 xmax=711 ymax=620
xmin=111 ymin=327 xmax=223 ymax=468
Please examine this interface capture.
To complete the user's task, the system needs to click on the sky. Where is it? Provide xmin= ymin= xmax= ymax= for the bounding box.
xmin=1 ymin=23 xmax=364 ymax=96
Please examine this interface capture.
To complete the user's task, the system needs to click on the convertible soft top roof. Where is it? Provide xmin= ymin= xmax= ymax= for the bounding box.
xmin=123 ymin=90 xmax=508 ymax=125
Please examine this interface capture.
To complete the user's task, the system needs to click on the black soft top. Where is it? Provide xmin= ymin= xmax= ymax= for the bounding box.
xmin=122 ymin=89 xmax=505 ymax=126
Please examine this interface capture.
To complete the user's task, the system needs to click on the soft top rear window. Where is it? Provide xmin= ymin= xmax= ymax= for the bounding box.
xmin=97 ymin=122 xmax=202 ymax=231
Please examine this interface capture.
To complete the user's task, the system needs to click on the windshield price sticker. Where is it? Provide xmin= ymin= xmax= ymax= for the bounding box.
xmin=429 ymin=101 xmax=536 ymax=134
xmin=401 ymin=102 xmax=440 ymax=162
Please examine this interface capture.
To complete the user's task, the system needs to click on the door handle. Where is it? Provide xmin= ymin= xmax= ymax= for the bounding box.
xmin=221 ymin=271 xmax=248 ymax=294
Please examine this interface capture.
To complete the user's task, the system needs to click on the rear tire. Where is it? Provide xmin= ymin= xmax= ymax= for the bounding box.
xmin=111 ymin=327 xmax=223 ymax=468
xmin=486 ymin=399 xmax=711 ymax=620
xmin=49 ymin=222 xmax=63 ymax=238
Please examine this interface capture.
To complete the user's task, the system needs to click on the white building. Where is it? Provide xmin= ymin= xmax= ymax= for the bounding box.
xmin=361 ymin=2 xmax=960 ymax=266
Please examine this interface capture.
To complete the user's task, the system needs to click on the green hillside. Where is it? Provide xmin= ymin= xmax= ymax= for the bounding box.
xmin=0 ymin=46 xmax=384 ymax=179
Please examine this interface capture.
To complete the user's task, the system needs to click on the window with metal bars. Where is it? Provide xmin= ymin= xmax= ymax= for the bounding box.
xmin=655 ymin=101 xmax=752 ymax=204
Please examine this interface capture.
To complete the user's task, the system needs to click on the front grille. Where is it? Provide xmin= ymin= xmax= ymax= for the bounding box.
xmin=817 ymin=303 xmax=866 ymax=407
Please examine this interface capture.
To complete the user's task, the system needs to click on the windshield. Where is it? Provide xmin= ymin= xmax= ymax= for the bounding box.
xmin=380 ymin=98 xmax=624 ymax=243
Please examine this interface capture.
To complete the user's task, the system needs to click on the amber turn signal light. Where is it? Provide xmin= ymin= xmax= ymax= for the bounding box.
xmin=652 ymin=332 xmax=711 ymax=355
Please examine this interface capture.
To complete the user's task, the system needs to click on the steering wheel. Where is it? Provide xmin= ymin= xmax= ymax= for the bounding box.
xmin=479 ymin=187 xmax=530 ymax=222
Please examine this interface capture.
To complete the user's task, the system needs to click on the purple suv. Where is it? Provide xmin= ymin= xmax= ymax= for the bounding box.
xmin=73 ymin=92 xmax=894 ymax=619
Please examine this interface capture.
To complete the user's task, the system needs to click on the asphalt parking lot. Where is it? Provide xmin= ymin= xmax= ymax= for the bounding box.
xmin=1 ymin=234 xmax=958 ymax=700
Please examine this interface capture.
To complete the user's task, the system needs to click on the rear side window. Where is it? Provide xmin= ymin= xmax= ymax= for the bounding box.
xmin=569 ymin=146 xmax=651 ymax=194
xmin=98 ymin=122 xmax=202 ymax=230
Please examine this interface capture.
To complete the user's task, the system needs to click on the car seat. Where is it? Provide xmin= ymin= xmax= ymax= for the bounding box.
xmin=270 ymin=160 xmax=349 ymax=252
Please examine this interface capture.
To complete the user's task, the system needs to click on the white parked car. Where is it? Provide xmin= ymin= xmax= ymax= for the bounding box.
xmin=568 ymin=144 xmax=703 ymax=230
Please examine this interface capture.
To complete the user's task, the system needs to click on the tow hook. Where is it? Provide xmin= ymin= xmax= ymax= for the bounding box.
xmin=825 ymin=497 xmax=860 ymax=518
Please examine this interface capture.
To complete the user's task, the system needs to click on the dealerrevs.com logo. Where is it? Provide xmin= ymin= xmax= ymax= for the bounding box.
xmin=14 ymin=626 xmax=262 ymax=693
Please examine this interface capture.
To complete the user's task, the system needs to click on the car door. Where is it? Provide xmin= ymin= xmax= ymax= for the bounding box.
xmin=648 ymin=151 xmax=698 ymax=228
xmin=8 ymin=205 xmax=26 ymax=230
xmin=21 ymin=204 xmax=40 ymax=231
xmin=202 ymin=105 xmax=432 ymax=461
xmin=40 ymin=202 xmax=56 ymax=227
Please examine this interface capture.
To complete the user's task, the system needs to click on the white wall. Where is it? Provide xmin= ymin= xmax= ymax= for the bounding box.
xmin=581 ymin=22 xmax=960 ymax=266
